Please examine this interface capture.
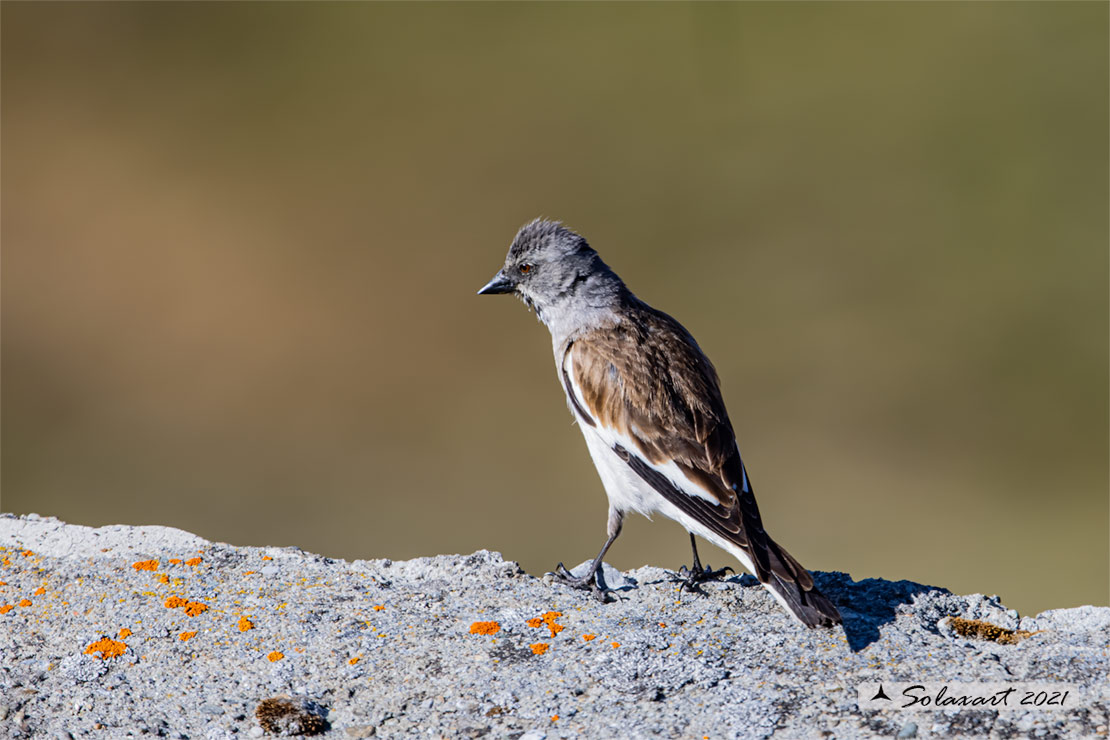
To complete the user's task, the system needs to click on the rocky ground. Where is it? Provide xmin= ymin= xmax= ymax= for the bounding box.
xmin=0 ymin=514 xmax=1106 ymax=739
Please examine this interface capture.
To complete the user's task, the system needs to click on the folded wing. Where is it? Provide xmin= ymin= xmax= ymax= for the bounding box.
xmin=564 ymin=302 xmax=818 ymax=597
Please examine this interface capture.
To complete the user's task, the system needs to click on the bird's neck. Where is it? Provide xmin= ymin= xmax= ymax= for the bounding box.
xmin=539 ymin=276 xmax=631 ymax=348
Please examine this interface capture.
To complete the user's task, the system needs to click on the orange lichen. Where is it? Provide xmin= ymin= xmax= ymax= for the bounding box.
xmin=261 ymin=556 xmax=273 ymax=561
xmin=267 ymin=651 xmax=284 ymax=662
xmin=33 ymin=587 xmax=45 ymax=596
xmin=185 ymin=557 xmax=203 ymax=567
xmin=527 ymin=611 xmax=565 ymax=638
xmin=373 ymin=605 xmax=385 ymax=611
xmin=132 ymin=560 xmax=159 ymax=571
xmin=118 ymin=628 xmax=132 ymax=638
xmin=238 ymin=617 xmax=255 ymax=632
xmin=183 ymin=601 xmax=208 ymax=617
xmin=469 ymin=621 xmax=501 ymax=635
xmin=85 ymin=638 xmax=127 ymax=659
xmin=157 ymin=574 xmax=170 ymax=584
xmin=348 ymin=656 xmax=360 ymax=665
xmin=610 ymin=642 xmax=620 ymax=648
xmin=18 ymin=599 xmax=32 ymax=607
xmin=164 ymin=596 xmax=187 ymax=609
xmin=530 ymin=642 xmax=549 ymax=655
xmin=169 ymin=559 xmax=182 ymax=565
xmin=582 ymin=634 xmax=596 ymax=641
xmin=21 ymin=550 xmax=33 ymax=558
xmin=0 ymin=605 xmax=13 ymax=615
xmin=179 ymin=631 xmax=197 ymax=641
xmin=244 ymin=571 xmax=257 ymax=575
xmin=551 ymin=715 xmax=559 ymax=722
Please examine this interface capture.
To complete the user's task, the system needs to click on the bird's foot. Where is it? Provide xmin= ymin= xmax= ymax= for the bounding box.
xmin=551 ymin=562 xmax=611 ymax=603
xmin=672 ymin=563 xmax=733 ymax=594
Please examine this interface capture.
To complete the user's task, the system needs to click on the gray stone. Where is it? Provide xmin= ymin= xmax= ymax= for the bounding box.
xmin=897 ymin=721 xmax=918 ymax=738
xmin=1 ymin=513 xmax=1107 ymax=739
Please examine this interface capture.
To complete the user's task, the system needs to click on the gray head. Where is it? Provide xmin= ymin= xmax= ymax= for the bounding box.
xmin=477 ymin=219 xmax=625 ymax=327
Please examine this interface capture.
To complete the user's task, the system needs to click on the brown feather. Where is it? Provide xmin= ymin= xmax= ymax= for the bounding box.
xmin=567 ymin=298 xmax=799 ymax=589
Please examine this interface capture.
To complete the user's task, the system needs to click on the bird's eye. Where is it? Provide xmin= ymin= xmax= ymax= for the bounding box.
xmin=519 ymin=263 xmax=533 ymax=274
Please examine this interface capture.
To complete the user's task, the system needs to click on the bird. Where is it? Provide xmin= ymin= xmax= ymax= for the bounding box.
xmin=477 ymin=219 xmax=841 ymax=628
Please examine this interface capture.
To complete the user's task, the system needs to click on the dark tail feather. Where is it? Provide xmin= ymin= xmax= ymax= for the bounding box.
xmin=761 ymin=539 xmax=841 ymax=628
xmin=765 ymin=572 xmax=841 ymax=628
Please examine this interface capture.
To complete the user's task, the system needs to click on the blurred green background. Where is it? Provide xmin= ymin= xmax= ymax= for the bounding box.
xmin=2 ymin=3 xmax=1106 ymax=616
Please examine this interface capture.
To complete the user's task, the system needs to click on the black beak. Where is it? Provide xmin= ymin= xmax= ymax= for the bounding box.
xmin=477 ymin=270 xmax=514 ymax=295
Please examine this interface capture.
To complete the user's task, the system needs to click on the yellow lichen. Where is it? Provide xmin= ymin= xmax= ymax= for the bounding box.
xmin=946 ymin=616 xmax=1039 ymax=645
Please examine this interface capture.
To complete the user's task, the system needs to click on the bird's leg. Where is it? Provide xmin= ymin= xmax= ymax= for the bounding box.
xmin=676 ymin=534 xmax=733 ymax=593
xmin=552 ymin=510 xmax=622 ymax=603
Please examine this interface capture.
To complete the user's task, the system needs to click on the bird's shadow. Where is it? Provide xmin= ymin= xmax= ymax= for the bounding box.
xmin=568 ymin=562 xmax=942 ymax=652
xmin=813 ymin=572 xmax=945 ymax=652
xmin=593 ymin=565 xmax=638 ymax=597
xmin=639 ymin=568 xmax=943 ymax=653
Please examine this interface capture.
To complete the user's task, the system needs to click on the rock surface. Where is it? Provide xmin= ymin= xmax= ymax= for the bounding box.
xmin=0 ymin=513 xmax=1106 ymax=739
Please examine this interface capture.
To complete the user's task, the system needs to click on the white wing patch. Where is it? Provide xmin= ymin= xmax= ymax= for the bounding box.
xmin=562 ymin=346 xmax=722 ymax=509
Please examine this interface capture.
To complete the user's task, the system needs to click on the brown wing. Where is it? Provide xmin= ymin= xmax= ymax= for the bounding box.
xmin=567 ymin=302 xmax=812 ymax=590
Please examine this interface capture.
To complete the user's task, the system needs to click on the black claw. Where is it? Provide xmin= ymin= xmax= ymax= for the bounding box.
xmin=550 ymin=563 xmax=611 ymax=603
xmin=670 ymin=564 xmax=733 ymax=594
